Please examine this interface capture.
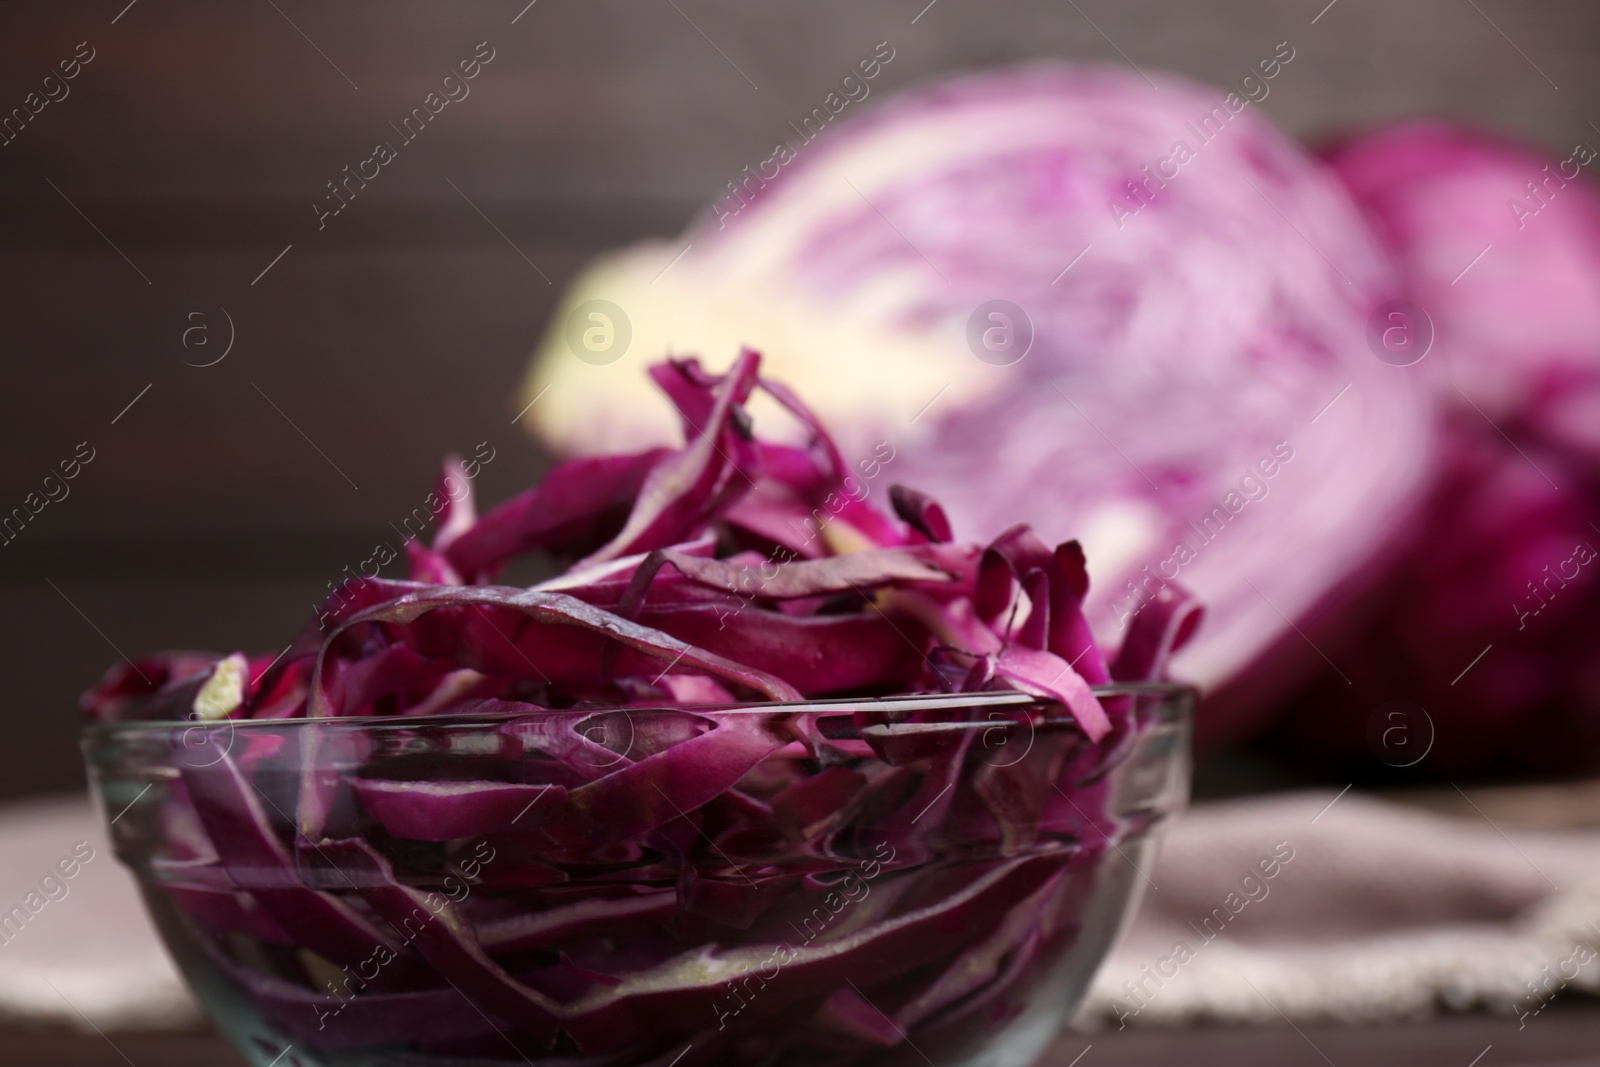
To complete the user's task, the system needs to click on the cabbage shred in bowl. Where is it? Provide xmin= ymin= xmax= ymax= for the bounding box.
xmin=81 ymin=350 xmax=1199 ymax=1066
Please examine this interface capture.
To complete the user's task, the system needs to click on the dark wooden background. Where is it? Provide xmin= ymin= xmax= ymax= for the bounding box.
xmin=3 ymin=0 xmax=1599 ymax=802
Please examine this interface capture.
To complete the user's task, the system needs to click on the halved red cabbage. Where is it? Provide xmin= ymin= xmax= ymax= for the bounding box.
xmin=514 ymin=64 xmax=1429 ymax=753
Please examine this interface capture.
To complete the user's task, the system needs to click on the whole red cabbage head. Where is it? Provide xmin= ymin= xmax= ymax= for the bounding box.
xmin=520 ymin=63 xmax=1434 ymax=751
xmin=1273 ymin=123 xmax=1600 ymax=776
xmin=1269 ymin=417 xmax=1600 ymax=776
xmin=1327 ymin=121 xmax=1600 ymax=461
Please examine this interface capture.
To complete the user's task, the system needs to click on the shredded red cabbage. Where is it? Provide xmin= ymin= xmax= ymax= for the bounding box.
xmin=85 ymin=350 xmax=1199 ymax=1065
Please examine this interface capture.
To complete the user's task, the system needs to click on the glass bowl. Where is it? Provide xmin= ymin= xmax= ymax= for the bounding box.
xmin=83 ymin=684 xmax=1191 ymax=1067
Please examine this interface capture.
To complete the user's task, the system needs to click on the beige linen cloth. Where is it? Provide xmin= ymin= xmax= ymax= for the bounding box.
xmin=0 ymin=794 xmax=197 ymax=1029
xmin=1075 ymin=789 xmax=1600 ymax=1029
xmin=1 ymin=789 xmax=1596 ymax=1032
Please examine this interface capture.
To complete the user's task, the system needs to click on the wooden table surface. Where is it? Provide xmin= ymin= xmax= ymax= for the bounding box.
xmin=8 ymin=1006 xmax=1600 ymax=1066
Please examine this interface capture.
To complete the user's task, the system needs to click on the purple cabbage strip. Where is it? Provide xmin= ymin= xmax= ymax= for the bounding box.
xmin=445 ymin=451 xmax=669 ymax=580
xmin=305 ymin=585 xmax=807 ymax=715
xmin=576 ymin=349 xmax=763 ymax=568
xmin=1109 ymin=584 xmax=1204 ymax=683
xmin=176 ymin=747 xmax=425 ymax=987
xmin=348 ymin=778 xmax=570 ymax=842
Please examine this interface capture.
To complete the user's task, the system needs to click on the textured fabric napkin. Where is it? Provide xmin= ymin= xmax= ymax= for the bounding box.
xmin=1075 ymin=790 xmax=1600 ymax=1029
xmin=2 ymin=789 xmax=1597 ymax=1032
xmin=0 ymin=794 xmax=197 ymax=1029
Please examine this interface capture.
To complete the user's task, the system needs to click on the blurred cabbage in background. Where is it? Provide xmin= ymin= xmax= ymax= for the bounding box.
xmin=1270 ymin=124 xmax=1600 ymax=776
xmin=1329 ymin=121 xmax=1600 ymax=461
xmin=521 ymin=67 xmax=1600 ymax=779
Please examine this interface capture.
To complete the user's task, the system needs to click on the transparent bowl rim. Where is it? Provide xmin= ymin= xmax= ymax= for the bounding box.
xmin=82 ymin=681 xmax=1195 ymax=739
